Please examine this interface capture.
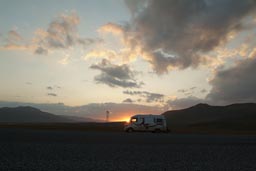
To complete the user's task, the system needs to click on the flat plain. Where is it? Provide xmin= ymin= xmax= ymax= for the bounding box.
xmin=0 ymin=127 xmax=256 ymax=171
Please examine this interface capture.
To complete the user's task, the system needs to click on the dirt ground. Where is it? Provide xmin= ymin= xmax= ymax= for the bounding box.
xmin=0 ymin=128 xmax=256 ymax=170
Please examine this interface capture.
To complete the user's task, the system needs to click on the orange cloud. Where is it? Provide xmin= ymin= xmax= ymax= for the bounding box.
xmin=98 ymin=22 xmax=124 ymax=35
xmin=84 ymin=49 xmax=117 ymax=60
xmin=249 ymin=48 xmax=256 ymax=59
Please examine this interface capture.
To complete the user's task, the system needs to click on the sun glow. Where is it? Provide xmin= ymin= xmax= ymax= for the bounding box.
xmin=122 ymin=117 xmax=131 ymax=123
xmin=111 ymin=116 xmax=131 ymax=122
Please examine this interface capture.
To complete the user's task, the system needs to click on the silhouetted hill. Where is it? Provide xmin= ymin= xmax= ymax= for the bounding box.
xmin=162 ymin=103 xmax=256 ymax=129
xmin=0 ymin=106 xmax=75 ymax=122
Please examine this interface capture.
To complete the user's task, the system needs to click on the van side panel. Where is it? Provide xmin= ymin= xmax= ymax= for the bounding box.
xmin=144 ymin=117 xmax=154 ymax=124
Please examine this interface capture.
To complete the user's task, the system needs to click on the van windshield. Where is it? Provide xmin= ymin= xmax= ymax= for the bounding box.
xmin=130 ymin=117 xmax=137 ymax=123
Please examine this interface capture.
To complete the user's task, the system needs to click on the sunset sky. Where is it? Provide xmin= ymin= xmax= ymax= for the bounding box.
xmin=1 ymin=0 xmax=256 ymax=121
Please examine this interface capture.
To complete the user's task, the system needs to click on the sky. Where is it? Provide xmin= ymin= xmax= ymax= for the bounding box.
xmin=1 ymin=0 xmax=256 ymax=121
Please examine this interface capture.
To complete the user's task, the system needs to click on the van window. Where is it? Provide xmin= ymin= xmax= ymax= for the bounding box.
xmin=155 ymin=118 xmax=163 ymax=125
xmin=131 ymin=117 xmax=138 ymax=123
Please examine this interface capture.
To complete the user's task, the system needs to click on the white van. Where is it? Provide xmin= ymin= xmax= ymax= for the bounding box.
xmin=124 ymin=114 xmax=168 ymax=133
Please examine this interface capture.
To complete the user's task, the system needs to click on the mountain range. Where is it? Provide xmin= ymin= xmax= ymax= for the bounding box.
xmin=1 ymin=103 xmax=256 ymax=129
xmin=0 ymin=106 xmax=101 ymax=123
xmin=162 ymin=103 xmax=256 ymax=131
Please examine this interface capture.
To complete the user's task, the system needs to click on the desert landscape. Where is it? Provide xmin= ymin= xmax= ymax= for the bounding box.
xmin=1 ymin=103 xmax=256 ymax=134
xmin=1 ymin=127 xmax=256 ymax=170
xmin=1 ymin=103 xmax=256 ymax=170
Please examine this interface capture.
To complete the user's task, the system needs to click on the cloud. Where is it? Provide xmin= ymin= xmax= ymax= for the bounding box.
xmin=90 ymin=59 xmax=143 ymax=88
xmin=25 ymin=82 xmax=32 ymax=85
xmin=84 ymin=49 xmax=118 ymax=60
xmin=123 ymin=90 xmax=164 ymax=103
xmin=117 ymin=0 xmax=256 ymax=74
xmin=98 ymin=22 xmax=125 ymax=36
xmin=0 ymin=30 xmax=32 ymax=51
xmin=150 ymin=51 xmax=256 ymax=109
xmin=122 ymin=98 xmax=134 ymax=103
xmin=178 ymin=87 xmax=197 ymax=93
xmin=47 ymin=93 xmax=57 ymax=97
xmin=58 ymin=55 xmax=70 ymax=65
xmin=78 ymin=38 xmax=102 ymax=47
xmin=46 ymin=85 xmax=61 ymax=91
xmin=249 ymin=47 xmax=256 ymax=59
xmin=201 ymin=89 xmax=207 ymax=94
xmin=33 ymin=12 xmax=97 ymax=54
xmin=84 ymin=47 xmax=141 ymax=64
xmin=166 ymin=96 xmax=204 ymax=110
xmin=0 ymin=44 xmax=30 ymax=51
xmin=7 ymin=30 xmax=22 ymax=44
xmin=34 ymin=12 xmax=103 ymax=54
xmin=124 ymin=0 xmax=147 ymax=17
xmin=46 ymin=86 xmax=53 ymax=90
xmin=207 ymin=57 xmax=256 ymax=104
xmin=177 ymin=86 xmax=198 ymax=96
xmin=42 ymin=13 xmax=79 ymax=49
xmin=34 ymin=47 xmax=48 ymax=55
xmin=1 ymin=12 xmax=100 ymax=55
xmin=96 ymin=22 xmax=143 ymax=63
xmin=177 ymin=89 xmax=186 ymax=93
xmin=165 ymin=51 xmax=256 ymax=108
xmin=146 ymin=51 xmax=179 ymax=74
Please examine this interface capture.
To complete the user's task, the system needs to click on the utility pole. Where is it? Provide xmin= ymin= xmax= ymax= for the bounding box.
xmin=106 ymin=110 xmax=110 ymax=122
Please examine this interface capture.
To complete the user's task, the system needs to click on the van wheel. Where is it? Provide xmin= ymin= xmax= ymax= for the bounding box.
xmin=154 ymin=129 xmax=161 ymax=133
xmin=166 ymin=128 xmax=171 ymax=133
xmin=126 ymin=128 xmax=133 ymax=133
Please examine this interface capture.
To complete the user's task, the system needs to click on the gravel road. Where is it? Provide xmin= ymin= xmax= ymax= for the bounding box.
xmin=0 ymin=128 xmax=256 ymax=171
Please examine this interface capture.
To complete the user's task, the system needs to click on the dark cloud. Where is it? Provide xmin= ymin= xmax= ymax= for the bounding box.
xmin=78 ymin=38 xmax=103 ymax=47
xmin=25 ymin=82 xmax=32 ymax=85
xmin=35 ymin=47 xmax=48 ymax=55
xmin=46 ymin=85 xmax=61 ymax=91
xmin=201 ymin=89 xmax=207 ymax=94
xmin=122 ymin=98 xmax=134 ymax=103
xmin=156 ymin=56 xmax=256 ymax=109
xmin=177 ymin=89 xmax=186 ymax=93
xmin=123 ymin=0 xmax=256 ymax=74
xmin=90 ymin=59 xmax=143 ymax=88
xmin=123 ymin=90 xmax=164 ymax=103
xmin=207 ymin=57 xmax=256 ymax=104
xmin=148 ymin=51 xmax=179 ymax=74
xmin=46 ymin=86 xmax=53 ymax=90
xmin=47 ymin=93 xmax=57 ymax=97
xmin=177 ymin=87 xmax=198 ymax=96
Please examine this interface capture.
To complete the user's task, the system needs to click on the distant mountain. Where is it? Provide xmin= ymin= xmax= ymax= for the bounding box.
xmin=0 ymin=106 xmax=101 ymax=123
xmin=162 ymin=103 xmax=256 ymax=128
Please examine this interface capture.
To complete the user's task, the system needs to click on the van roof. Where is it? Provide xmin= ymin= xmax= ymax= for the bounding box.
xmin=131 ymin=114 xmax=165 ymax=118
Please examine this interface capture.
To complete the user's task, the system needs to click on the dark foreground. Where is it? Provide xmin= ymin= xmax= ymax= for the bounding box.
xmin=1 ymin=128 xmax=256 ymax=171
